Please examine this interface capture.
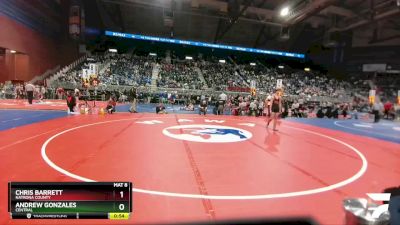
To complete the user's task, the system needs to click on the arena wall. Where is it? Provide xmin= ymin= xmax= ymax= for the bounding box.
xmin=0 ymin=15 xmax=78 ymax=82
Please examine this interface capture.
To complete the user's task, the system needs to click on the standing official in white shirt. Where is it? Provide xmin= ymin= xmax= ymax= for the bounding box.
xmin=25 ymin=83 xmax=35 ymax=104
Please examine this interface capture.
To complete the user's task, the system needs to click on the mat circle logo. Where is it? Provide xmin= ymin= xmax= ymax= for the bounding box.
xmin=162 ymin=124 xmax=252 ymax=143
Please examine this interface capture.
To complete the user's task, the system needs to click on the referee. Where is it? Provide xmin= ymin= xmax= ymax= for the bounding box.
xmin=25 ymin=83 xmax=35 ymax=104
xmin=217 ymin=92 xmax=227 ymax=115
xmin=128 ymin=87 xmax=137 ymax=113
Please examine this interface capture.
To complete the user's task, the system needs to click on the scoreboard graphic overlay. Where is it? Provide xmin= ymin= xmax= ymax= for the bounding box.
xmin=9 ymin=182 xmax=132 ymax=220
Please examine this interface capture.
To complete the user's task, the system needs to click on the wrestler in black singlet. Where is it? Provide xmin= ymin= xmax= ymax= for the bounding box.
xmin=271 ymin=95 xmax=280 ymax=113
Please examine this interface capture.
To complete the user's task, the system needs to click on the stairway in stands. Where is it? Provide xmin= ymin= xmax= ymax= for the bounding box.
xmin=45 ymin=54 xmax=88 ymax=87
xmin=150 ymin=63 xmax=160 ymax=91
xmin=195 ymin=67 xmax=208 ymax=88
xmin=228 ymin=56 xmax=250 ymax=87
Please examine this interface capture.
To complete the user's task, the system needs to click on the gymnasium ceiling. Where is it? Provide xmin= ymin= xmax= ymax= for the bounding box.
xmin=95 ymin=0 xmax=400 ymax=52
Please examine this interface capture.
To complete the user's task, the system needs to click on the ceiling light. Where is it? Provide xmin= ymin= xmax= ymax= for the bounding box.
xmin=280 ymin=7 xmax=289 ymax=17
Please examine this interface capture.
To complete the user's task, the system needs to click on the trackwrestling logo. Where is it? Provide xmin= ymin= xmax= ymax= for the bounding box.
xmin=162 ymin=124 xmax=252 ymax=143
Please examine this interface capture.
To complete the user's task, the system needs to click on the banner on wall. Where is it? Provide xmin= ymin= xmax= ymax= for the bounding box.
xmin=398 ymin=90 xmax=400 ymax=104
xmin=82 ymin=69 xmax=89 ymax=80
xmin=69 ymin=5 xmax=81 ymax=40
xmin=82 ymin=64 xmax=99 ymax=87
xmin=81 ymin=69 xmax=90 ymax=87
xmin=105 ymin=31 xmax=305 ymax=59
xmin=88 ymin=63 xmax=98 ymax=78
xmin=276 ymin=79 xmax=283 ymax=89
xmin=369 ymin=89 xmax=376 ymax=104
xmin=250 ymin=80 xmax=256 ymax=89
xmin=250 ymin=80 xmax=257 ymax=96
xmin=362 ymin=64 xmax=386 ymax=72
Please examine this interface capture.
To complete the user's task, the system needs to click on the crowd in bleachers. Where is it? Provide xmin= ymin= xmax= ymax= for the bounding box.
xmin=106 ymin=55 xmax=153 ymax=86
xmin=372 ymin=74 xmax=400 ymax=100
xmin=199 ymin=61 xmax=244 ymax=90
xmin=55 ymin=54 xmax=107 ymax=86
xmin=237 ymin=64 xmax=350 ymax=98
xmin=47 ymin=53 xmax=355 ymax=101
xmin=157 ymin=60 xmax=205 ymax=89
xmin=54 ymin=54 xmax=154 ymax=87
xmin=348 ymin=73 xmax=400 ymax=100
xmin=2 ymin=52 xmax=399 ymax=120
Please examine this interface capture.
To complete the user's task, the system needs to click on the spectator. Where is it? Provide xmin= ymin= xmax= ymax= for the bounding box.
xmin=106 ymin=96 xmax=117 ymax=114
xmin=128 ymin=87 xmax=137 ymax=113
xmin=156 ymin=103 xmax=167 ymax=114
xmin=216 ymin=99 xmax=225 ymax=115
xmin=25 ymin=83 xmax=35 ymax=104
xmin=317 ymin=108 xmax=324 ymax=118
xmin=199 ymin=99 xmax=208 ymax=115
xmin=384 ymin=100 xmax=393 ymax=119
xmin=372 ymin=99 xmax=384 ymax=123
xmin=66 ymin=91 xmax=76 ymax=113
xmin=249 ymin=100 xmax=258 ymax=116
